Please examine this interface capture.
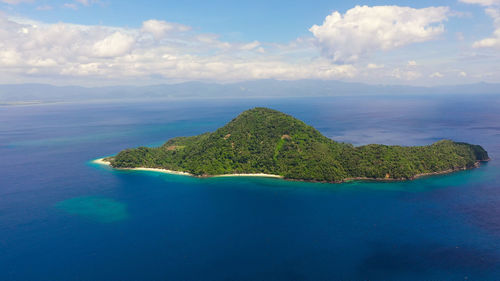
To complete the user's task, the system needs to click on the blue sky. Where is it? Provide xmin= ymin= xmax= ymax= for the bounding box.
xmin=2 ymin=0 xmax=494 ymax=42
xmin=0 ymin=0 xmax=499 ymax=86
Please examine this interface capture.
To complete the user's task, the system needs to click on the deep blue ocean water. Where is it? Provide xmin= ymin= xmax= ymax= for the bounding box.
xmin=1 ymin=95 xmax=500 ymax=280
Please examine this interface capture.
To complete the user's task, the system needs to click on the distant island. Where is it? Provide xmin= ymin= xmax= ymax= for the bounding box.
xmin=98 ymin=107 xmax=490 ymax=183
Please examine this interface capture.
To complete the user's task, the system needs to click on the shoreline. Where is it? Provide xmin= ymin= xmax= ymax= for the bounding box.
xmin=92 ymin=158 xmax=489 ymax=183
xmin=92 ymin=158 xmax=112 ymax=166
xmin=340 ymin=159 xmax=490 ymax=183
xmin=92 ymin=158 xmax=283 ymax=179
xmin=212 ymin=173 xmax=283 ymax=179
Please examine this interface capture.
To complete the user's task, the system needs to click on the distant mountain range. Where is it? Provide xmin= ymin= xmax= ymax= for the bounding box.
xmin=0 ymin=80 xmax=499 ymax=103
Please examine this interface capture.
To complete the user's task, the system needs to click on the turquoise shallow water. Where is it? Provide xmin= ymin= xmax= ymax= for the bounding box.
xmin=55 ymin=196 xmax=128 ymax=223
xmin=1 ymin=96 xmax=500 ymax=280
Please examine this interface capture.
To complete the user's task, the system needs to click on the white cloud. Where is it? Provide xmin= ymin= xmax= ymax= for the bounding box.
xmin=0 ymin=49 xmax=22 ymax=66
xmin=459 ymin=71 xmax=468 ymax=77
xmin=309 ymin=5 xmax=449 ymax=62
xmin=75 ymin=0 xmax=100 ymax=6
xmin=63 ymin=3 xmax=78 ymax=10
xmin=92 ymin=32 xmax=135 ymax=57
xmin=472 ymin=8 xmax=500 ymax=48
xmin=0 ymin=14 xmax=356 ymax=84
xmin=141 ymin=19 xmax=190 ymax=39
xmin=367 ymin=63 xmax=384 ymax=69
xmin=430 ymin=72 xmax=444 ymax=78
xmin=239 ymin=41 xmax=260 ymax=51
xmin=461 ymin=0 xmax=500 ymax=48
xmin=0 ymin=6 xmax=494 ymax=85
xmin=459 ymin=0 xmax=500 ymax=6
xmin=75 ymin=0 xmax=90 ymax=5
xmin=473 ymin=37 xmax=499 ymax=47
xmin=62 ymin=0 xmax=98 ymax=9
xmin=391 ymin=68 xmax=422 ymax=80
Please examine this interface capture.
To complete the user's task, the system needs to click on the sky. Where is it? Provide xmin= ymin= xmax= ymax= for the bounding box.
xmin=0 ymin=0 xmax=499 ymax=86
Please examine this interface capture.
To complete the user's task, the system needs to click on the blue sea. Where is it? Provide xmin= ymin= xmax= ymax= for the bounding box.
xmin=1 ymin=95 xmax=500 ymax=280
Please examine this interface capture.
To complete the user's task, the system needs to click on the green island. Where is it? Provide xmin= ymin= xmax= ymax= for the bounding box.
xmin=104 ymin=107 xmax=490 ymax=183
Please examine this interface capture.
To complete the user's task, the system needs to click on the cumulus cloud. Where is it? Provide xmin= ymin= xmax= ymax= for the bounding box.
xmin=472 ymin=8 xmax=500 ymax=48
xmin=309 ymin=5 xmax=449 ymax=62
xmin=92 ymin=32 xmax=135 ymax=57
xmin=391 ymin=68 xmax=422 ymax=80
xmin=0 ymin=14 xmax=356 ymax=84
xmin=366 ymin=63 xmax=384 ymax=69
xmin=141 ymin=19 xmax=190 ymax=39
xmin=461 ymin=0 xmax=500 ymax=48
xmin=459 ymin=0 xmax=500 ymax=6
xmin=430 ymin=72 xmax=444 ymax=78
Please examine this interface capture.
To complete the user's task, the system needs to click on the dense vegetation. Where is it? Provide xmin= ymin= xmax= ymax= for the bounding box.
xmin=109 ymin=107 xmax=489 ymax=182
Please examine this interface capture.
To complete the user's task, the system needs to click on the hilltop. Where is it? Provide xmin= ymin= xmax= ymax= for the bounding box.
xmin=107 ymin=107 xmax=489 ymax=182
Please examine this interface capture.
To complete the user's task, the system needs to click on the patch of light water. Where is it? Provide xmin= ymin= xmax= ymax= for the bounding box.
xmin=55 ymin=196 xmax=128 ymax=223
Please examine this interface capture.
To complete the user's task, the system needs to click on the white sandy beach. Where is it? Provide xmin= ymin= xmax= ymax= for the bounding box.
xmin=127 ymin=167 xmax=192 ymax=176
xmin=93 ymin=158 xmax=192 ymax=176
xmin=213 ymin=173 xmax=283 ymax=178
xmin=92 ymin=158 xmax=283 ymax=179
xmin=92 ymin=158 xmax=111 ymax=165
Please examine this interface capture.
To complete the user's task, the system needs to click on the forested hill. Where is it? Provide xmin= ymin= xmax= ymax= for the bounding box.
xmin=109 ymin=107 xmax=490 ymax=182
